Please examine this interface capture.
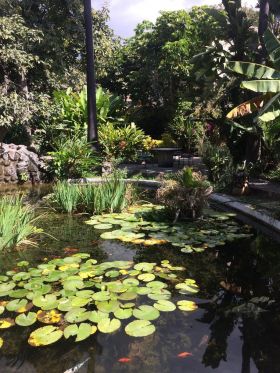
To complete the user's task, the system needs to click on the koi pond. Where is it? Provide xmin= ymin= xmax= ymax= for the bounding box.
xmin=0 ymin=187 xmax=280 ymax=373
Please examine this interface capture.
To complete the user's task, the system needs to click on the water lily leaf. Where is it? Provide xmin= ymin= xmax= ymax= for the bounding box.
xmin=121 ymin=303 xmax=135 ymax=310
xmin=0 ymin=282 xmax=16 ymax=296
xmin=88 ymin=310 xmax=109 ymax=323
xmin=9 ymin=289 xmax=29 ymax=299
xmin=153 ymin=300 xmax=176 ymax=312
xmin=17 ymin=261 xmax=29 ymax=267
xmin=71 ymin=297 xmax=90 ymax=307
xmin=57 ymin=298 xmax=73 ymax=312
xmin=133 ymin=305 xmax=160 ymax=321
xmin=144 ymin=238 xmax=168 ymax=246
xmin=105 ymin=270 xmax=119 ymax=278
xmin=28 ymin=325 xmax=63 ymax=347
xmin=96 ymin=300 xmax=120 ymax=313
xmin=0 ymin=318 xmax=15 ymax=329
xmin=107 ymin=282 xmax=128 ymax=293
xmin=94 ymin=223 xmax=113 ymax=230
xmin=0 ymin=276 xmax=8 ymax=282
xmin=147 ymin=281 xmax=167 ymax=290
xmin=138 ymin=273 xmax=155 ymax=282
xmin=64 ymin=324 xmax=78 ymax=339
xmin=75 ymin=290 xmax=94 ymax=298
xmin=65 ymin=308 xmax=90 ymax=323
xmin=33 ymin=295 xmax=58 ymax=311
xmin=177 ymin=300 xmax=198 ymax=311
xmin=63 ymin=277 xmax=84 ymax=292
xmin=0 ymin=306 xmax=4 ymax=315
xmin=37 ymin=309 xmax=62 ymax=324
xmin=136 ymin=287 xmax=150 ymax=295
xmin=59 ymin=263 xmax=79 ymax=272
xmin=117 ymin=291 xmax=137 ymax=301
xmin=134 ymin=263 xmax=155 ymax=272
xmin=125 ymin=320 xmax=155 ymax=337
xmin=114 ymin=307 xmax=133 ymax=320
xmin=75 ymin=323 xmax=93 ymax=342
xmin=123 ymin=278 xmax=139 ymax=286
xmin=147 ymin=289 xmax=171 ymax=301
xmin=175 ymin=280 xmax=199 ymax=294
xmin=6 ymin=299 xmax=29 ymax=313
xmin=92 ymin=291 xmax=111 ymax=302
xmin=0 ymin=338 xmax=3 ymax=348
xmin=12 ymin=272 xmax=30 ymax=282
xmin=97 ymin=318 xmax=121 ymax=333
xmin=15 ymin=312 xmax=37 ymax=326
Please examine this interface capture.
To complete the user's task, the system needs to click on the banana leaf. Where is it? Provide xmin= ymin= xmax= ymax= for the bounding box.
xmin=264 ymin=29 xmax=280 ymax=70
xmin=226 ymin=61 xmax=280 ymax=79
xmin=241 ymin=80 xmax=280 ymax=93
xmin=227 ymin=94 xmax=271 ymax=119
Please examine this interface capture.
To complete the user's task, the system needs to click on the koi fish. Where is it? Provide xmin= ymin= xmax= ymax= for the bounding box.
xmin=177 ymin=352 xmax=192 ymax=358
xmin=118 ymin=357 xmax=131 ymax=363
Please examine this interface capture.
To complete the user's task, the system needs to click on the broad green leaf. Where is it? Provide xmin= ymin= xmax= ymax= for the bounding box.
xmin=226 ymin=61 xmax=280 ymax=79
xmin=92 ymin=291 xmax=111 ymax=301
xmin=153 ymin=300 xmax=176 ymax=312
xmin=133 ymin=305 xmax=160 ymax=321
xmin=0 ymin=318 xmax=15 ymax=329
xmin=125 ymin=320 xmax=155 ymax=337
xmin=241 ymin=80 xmax=280 ymax=93
xmin=15 ymin=312 xmax=37 ymax=326
xmin=264 ymin=29 xmax=280 ymax=70
xmin=138 ymin=273 xmax=155 ymax=282
xmin=97 ymin=318 xmax=121 ymax=333
xmin=114 ymin=307 xmax=133 ymax=320
xmin=65 ymin=308 xmax=90 ymax=323
xmin=76 ymin=323 xmax=93 ymax=342
xmin=33 ymin=295 xmax=58 ymax=311
xmin=28 ymin=326 xmax=63 ymax=346
xmin=96 ymin=300 xmax=120 ymax=313
xmin=88 ymin=310 xmax=109 ymax=323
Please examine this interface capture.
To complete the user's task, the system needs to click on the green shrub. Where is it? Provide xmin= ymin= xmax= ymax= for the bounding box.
xmin=168 ymin=101 xmax=205 ymax=153
xmin=0 ymin=195 xmax=42 ymax=251
xmin=48 ymin=136 xmax=100 ymax=180
xmin=202 ymin=142 xmax=235 ymax=190
xmin=98 ymin=122 xmax=147 ymax=162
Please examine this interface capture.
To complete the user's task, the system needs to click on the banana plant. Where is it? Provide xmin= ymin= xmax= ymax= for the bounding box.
xmin=226 ymin=29 xmax=280 ymax=123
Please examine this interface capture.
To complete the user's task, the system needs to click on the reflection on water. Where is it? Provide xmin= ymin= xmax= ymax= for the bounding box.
xmin=0 ymin=202 xmax=280 ymax=372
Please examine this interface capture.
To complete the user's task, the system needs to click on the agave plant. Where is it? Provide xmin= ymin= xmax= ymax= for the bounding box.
xmin=226 ymin=29 xmax=280 ymax=123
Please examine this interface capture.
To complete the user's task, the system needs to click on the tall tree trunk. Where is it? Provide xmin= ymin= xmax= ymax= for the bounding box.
xmin=258 ymin=0 xmax=270 ymax=62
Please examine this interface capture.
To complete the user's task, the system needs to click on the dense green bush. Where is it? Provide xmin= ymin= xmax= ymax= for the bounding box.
xmin=98 ymin=122 xmax=147 ymax=162
xmin=0 ymin=196 xmax=42 ymax=251
xmin=168 ymin=101 xmax=205 ymax=153
xmin=202 ymin=142 xmax=235 ymax=190
xmin=48 ymin=137 xmax=100 ymax=180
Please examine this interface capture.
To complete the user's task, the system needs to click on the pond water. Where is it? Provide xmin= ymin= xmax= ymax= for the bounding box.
xmin=1 ymin=188 xmax=280 ymax=373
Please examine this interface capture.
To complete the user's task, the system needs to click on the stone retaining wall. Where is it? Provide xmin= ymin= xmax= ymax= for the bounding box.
xmin=0 ymin=143 xmax=41 ymax=184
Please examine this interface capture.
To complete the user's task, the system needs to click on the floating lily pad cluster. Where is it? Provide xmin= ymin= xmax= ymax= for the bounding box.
xmin=0 ymin=255 xmax=199 ymax=348
xmin=85 ymin=204 xmax=252 ymax=253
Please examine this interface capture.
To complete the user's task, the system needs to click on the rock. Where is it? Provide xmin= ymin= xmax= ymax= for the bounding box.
xmin=0 ymin=143 xmax=43 ymax=184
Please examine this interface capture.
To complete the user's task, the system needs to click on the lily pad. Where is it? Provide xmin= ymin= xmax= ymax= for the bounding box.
xmin=37 ymin=309 xmax=62 ymax=324
xmin=0 ymin=318 xmax=15 ymax=329
xmin=15 ymin=312 xmax=37 ymax=326
xmin=133 ymin=305 xmax=160 ymax=321
xmin=114 ymin=307 xmax=133 ymax=320
xmin=28 ymin=325 xmax=63 ymax=346
xmin=97 ymin=318 xmax=121 ymax=333
xmin=33 ymin=294 xmax=58 ymax=311
xmin=177 ymin=300 xmax=198 ymax=311
xmin=125 ymin=320 xmax=155 ymax=337
xmin=138 ymin=273 xmax=155 ymax=282
xmin=65 ymin=308 xmax=90 ymax=323
xmin=96 ymin=300 xmax=120 ymax=313
xmin=154 ymin=300 xmax=176 ymax=312
xmin=88 ymin=310 xmax=109 ymax=323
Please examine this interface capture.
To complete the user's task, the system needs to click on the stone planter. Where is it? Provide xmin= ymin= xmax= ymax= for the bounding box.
xmin=152 ymin=148 xmax=181 ymax=167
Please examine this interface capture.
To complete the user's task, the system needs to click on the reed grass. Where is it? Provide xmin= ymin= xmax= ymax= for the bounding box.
xmin=53 ymin=172 xmax=129 ymax=214
xmin=0 ymin=195 xmax=42 ymax=251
